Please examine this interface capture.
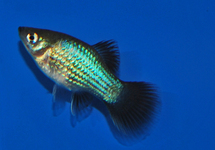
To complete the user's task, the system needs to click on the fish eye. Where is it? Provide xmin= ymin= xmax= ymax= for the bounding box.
xmin=26 ymin=33 xmax=38 ymax=44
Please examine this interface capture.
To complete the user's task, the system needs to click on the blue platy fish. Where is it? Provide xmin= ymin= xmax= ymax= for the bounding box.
xmin=18 ymin=27 xmax=160 ymax=145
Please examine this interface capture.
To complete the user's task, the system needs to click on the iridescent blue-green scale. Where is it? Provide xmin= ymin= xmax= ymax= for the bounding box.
xmin=51 ymin=40 xmax=123 ymax=103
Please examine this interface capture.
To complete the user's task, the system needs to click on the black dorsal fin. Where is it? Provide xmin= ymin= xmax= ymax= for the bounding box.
xmin=92 ymin=40 xmax=120 ymax=75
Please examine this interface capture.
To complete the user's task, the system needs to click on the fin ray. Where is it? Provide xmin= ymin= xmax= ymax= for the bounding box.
xmin=52 ymin=84 xmax=70 ymax=116
xmin=92 ymin=40 xmax=120 ymax=75
xmin=70 ymin=92 xmax=93 ymax=126
xmin=104 ymin=81 xmax=160 ymax=145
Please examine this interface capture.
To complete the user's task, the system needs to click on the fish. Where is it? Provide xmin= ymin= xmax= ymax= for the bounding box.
xmin=18 ymin=26 xmax=160 ymax=145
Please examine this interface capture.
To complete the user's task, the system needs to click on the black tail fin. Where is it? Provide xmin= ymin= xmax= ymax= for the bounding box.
xmin=104 ymin=81 xmax=160 ymax=145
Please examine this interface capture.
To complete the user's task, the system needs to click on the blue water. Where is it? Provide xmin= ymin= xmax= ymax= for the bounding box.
xmin=1 ymin=0 xmax=215 ymax=149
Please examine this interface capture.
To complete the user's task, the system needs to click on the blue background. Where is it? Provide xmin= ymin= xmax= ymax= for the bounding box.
xmin=0 ymin=0 xmax=215 ymax=149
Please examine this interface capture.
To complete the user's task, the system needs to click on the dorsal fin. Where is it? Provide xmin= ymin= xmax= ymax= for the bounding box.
xmin=92 ymin=40 xmax=120 ymax=75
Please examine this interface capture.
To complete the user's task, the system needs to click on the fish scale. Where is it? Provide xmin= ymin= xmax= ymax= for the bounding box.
xmin=50 ymin=40 xmax=122 ymax=102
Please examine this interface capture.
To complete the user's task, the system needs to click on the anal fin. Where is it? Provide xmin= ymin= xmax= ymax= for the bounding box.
xmin=70 ymin=92 xmax=93 ymax=127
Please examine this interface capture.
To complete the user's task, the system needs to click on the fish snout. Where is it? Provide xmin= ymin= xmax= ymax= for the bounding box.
xmin=18 ymin=27 xmax=25 ymax=33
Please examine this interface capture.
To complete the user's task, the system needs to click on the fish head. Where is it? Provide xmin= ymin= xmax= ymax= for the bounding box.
xmin=18 ymin=27 xmax=54 ymax=59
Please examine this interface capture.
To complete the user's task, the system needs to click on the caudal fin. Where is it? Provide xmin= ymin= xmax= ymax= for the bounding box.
xmin=104 ymin=81 xmax=160 ymax=145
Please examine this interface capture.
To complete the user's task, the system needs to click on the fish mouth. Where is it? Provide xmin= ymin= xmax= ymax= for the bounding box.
xmin=18 ymin=26 xmax=25 ymax=33
xmin=18 ymin=26 xmax=27 ymax=36
xmin=18 ymin=26 xmax=31 ymax=52
xmin=18 ymin=26 xmax=27 ymax=41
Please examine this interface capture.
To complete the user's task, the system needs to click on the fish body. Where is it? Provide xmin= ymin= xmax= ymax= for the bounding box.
xmin=18 ymin=27 xmax=159 ymax=145
xmin=19 ymin=27 xmax=122 ymax=103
